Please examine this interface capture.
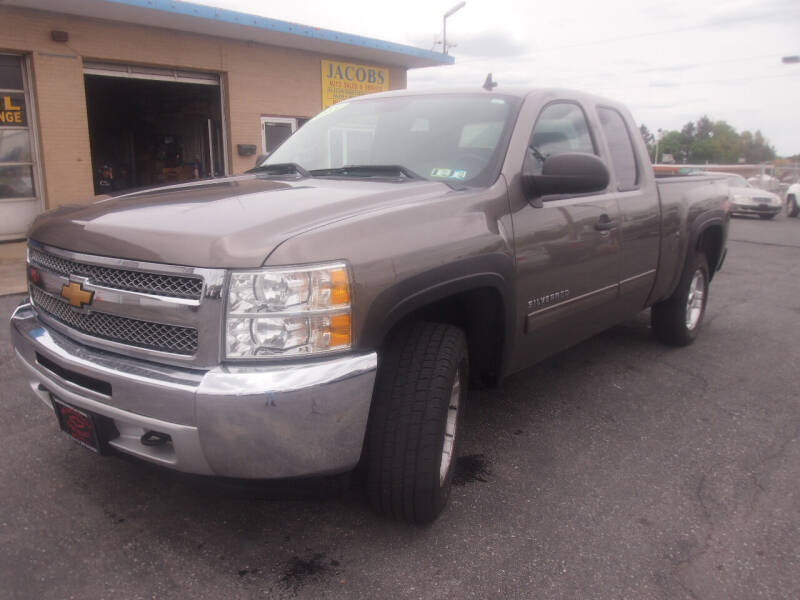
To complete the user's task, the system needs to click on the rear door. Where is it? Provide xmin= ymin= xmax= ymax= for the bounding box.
xmin=508 ymin=98 xmax=622 ymax=371
xmin=595 ymin=105 xmax=660 ymax=313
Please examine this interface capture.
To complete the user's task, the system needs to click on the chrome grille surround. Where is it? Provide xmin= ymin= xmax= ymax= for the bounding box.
xmin=29 ymin=246 xmax=203 ymax=299
xmin=31 ymin=286 xmax=198 ymax=354
xmin=27 ymin=241 xmax=227 ymax=368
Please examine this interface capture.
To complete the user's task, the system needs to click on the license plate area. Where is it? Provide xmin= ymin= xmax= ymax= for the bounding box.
xmin=52 ymin=397 xmax=117 ymax=454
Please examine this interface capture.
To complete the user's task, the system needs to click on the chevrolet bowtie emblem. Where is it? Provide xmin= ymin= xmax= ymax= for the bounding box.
xmin=61 ymin=281 xmax=94 ymax=308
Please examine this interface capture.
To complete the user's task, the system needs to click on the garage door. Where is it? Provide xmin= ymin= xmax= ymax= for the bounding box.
xmin=82 ymin=62 xmax=228 ymax=193
xmin=83 ymin=61 xmax=220 ymax=86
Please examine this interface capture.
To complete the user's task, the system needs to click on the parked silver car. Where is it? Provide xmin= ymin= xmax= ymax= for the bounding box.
xmin=722 ymin=173 xmax=783 ymax=219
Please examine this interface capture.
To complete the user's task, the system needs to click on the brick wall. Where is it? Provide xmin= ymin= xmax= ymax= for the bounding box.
xmin=0 ymin=6 xmax=408 ymax=209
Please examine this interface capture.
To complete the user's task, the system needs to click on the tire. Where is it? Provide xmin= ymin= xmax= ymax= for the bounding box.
xmin=651 ymin=252 xmax=710 ymax=347
xmin=366 ymin=322 xmax=468 ymax=524
xmin=789 ymin=195 xmax=799 ymax=218
xmin=759 ymin=213 xmax=776 ymax=220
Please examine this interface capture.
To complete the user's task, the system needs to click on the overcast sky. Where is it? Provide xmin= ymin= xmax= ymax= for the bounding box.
xmin=193 ymin=0 xmax=800 ymax=156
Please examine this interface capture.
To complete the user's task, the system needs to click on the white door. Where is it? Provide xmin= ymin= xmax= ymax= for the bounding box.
xmin=0 ymin=54 xmax=41 ymax=241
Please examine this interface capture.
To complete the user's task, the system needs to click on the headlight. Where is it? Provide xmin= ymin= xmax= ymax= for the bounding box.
xmin=731 ymin=193 xmax=749 ymax=204
xmin=225 ymin=262 xmax=352 ymax=358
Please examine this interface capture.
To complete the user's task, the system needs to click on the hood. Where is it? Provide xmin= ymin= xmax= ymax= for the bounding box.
xmin=28 ymin=175 xmax=453 ymax=268
xmin=730 ymin=185 xmax=779 ymax=201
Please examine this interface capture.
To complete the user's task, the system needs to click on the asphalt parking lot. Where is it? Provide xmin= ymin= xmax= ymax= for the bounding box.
xmin=1 ymin=213 xmax=798 ymax=600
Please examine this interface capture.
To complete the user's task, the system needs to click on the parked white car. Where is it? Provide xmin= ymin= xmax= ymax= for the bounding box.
xmin=786 ymin=183 xmax=800 ymax=218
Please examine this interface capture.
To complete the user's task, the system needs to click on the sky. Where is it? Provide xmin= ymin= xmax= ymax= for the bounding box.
xmin=192 ymin=0 xmax=800 ymax=156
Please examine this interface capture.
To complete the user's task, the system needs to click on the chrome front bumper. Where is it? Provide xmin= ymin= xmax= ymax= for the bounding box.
xmin=10 ymin=303 xmax=378 ymax=479
xmin=730 ymin=202 xmax=781 ymax=216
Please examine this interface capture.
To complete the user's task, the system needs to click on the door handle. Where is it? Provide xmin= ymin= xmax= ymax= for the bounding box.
xmin=594 ymin=214 xmax=616 ymax=231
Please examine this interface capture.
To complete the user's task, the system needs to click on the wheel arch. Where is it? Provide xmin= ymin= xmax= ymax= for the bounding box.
xmin=359 ymin=259 xmax=514 ymax=387
xmin=693 ymin=220 xmax=725 ymax=280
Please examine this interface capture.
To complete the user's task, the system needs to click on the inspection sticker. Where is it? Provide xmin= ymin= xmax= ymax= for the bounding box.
xmin=430 ymin=168 xmax=453 ymax=178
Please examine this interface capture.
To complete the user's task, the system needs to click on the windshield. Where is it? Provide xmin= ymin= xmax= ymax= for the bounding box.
xmin=727 ymin=175 xmax=749 ymax=188
xmin=263 ymin=94 xmax=522 ymax=187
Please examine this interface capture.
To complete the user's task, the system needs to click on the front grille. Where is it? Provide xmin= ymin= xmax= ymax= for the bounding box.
xmin=31 ymin=286 xmax=198 ymax=355
xmin=29 ymin=247 xmax=203 ymax=299
xmin=752 ymin=197 xmax=772 ymax=203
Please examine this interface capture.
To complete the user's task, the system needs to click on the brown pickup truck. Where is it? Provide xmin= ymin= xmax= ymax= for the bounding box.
xmin=11 ymin=88 xmax=729 ymax=523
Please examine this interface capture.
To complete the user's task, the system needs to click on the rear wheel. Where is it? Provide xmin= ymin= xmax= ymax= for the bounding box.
xmin=651 ymin=252 xmax=710 ymax=346
xmin=366 ymin=322 xmax=468 ymax=524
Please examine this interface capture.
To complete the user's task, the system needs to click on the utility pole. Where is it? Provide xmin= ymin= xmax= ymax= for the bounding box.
xmin=442 ymin=2 xmax=466 ymax=55
xmin=653 ymin=128 xmax=663 ymax=164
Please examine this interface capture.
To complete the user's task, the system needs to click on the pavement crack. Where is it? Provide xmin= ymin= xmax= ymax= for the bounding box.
xmin=750 ymin=422 xmax=800 ymax=495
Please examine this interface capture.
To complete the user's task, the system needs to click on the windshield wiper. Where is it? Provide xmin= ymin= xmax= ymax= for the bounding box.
xmin=309 ymin=164 xmax=425 ymax=181
xmin=247 ymin=162 xmax=311 ymax=178
xmin=528 ymin=145 xmax=547 ymax=163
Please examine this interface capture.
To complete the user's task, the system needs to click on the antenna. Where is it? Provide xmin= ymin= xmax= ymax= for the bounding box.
xmin=483 ymin=73 xmax=498 ymax=91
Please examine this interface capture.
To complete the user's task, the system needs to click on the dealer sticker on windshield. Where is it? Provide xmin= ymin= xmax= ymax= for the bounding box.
xmin=431 ymin=168 xmax=468 ymax=179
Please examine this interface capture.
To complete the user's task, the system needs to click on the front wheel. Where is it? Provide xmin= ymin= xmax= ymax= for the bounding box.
xmin=651 ymin=252 xmax=710 ymax=346
xmin=366 ymin=322 xmax=468 ymax=524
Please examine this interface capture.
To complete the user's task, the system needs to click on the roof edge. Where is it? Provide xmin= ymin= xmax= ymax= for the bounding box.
xmin=8 ymin=0 xmax=455 ymax=68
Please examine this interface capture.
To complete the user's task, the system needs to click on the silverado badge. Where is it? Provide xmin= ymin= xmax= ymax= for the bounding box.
xmin=61 ymin=281 xmax=94 ymax=309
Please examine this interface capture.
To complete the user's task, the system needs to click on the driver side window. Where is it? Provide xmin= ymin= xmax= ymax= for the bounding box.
xmin=527 ymin=102 xmax=596 ymax=175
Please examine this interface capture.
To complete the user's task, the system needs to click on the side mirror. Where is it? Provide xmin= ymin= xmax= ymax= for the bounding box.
xmin=254 ymin=153 xmax=269 ymax=167
xmin=523 ymin=152 xmax=610 ymax=199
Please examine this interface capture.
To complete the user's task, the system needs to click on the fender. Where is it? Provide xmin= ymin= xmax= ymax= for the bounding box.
xmin=688 ymin=212 xmax=728 ymax=273
xmin=652 ymin=185 xmax=728 ymax=306
xmin=358 ymin=253 xmax=516 ymax=371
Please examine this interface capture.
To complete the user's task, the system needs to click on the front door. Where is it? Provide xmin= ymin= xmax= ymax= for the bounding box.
xmin=510 ymin=100 xmax=621 ymax=370
xmin=0 ymin=54 xmax=41 ymax=241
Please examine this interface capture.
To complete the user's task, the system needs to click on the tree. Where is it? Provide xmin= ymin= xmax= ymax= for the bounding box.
xmin=680 ymin=122 xmax=695 ymax=163
xmin=696 ymin=115 xmax=713 ymax=140
xmin=639 ymin=124 xmax=655 ymax=160
xmin=710 ymin=121 xmax=741 ymax=164
xmin=638 ymin=117 xmax=776 ymax=164
xmin=658 ymin=131 xmax=683 ymax=163
xmin=746 ymin=130 xmax=776 ymax=163
xmin=690 ymin=138 xmax=714 ymax=163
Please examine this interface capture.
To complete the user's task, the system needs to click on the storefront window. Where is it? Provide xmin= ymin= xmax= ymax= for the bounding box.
xmin=0 ymin=165 xmax=34 ymax=198
xmin=0 ymin=55 xmax=35 ymax=199
xmin=0 ymin=129 xmax=32 ymax=162
xmin=0 ymin=55 xmax=24 ymax=90
xmin=0 ymin=53 xmax=41 ymax=241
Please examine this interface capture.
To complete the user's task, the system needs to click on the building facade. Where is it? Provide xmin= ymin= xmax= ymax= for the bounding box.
xmin=0 ymin=0 xmax=450 ymax=240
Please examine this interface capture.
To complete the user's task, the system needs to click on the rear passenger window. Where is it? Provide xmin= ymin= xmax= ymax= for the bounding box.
xmin=598 ymin=107 xmax=638 ymax=190
xmin=527 ymin=102 xmax=595 ymax=175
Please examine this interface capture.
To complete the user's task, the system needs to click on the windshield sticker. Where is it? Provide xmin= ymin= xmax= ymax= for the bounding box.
xmin=431 ymin=168 xmax=468 ymax=180
xmin=490 ymin=98 xmax=506 ymax=105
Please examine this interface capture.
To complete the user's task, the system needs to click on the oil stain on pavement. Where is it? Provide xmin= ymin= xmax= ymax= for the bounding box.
xmin=453 ymin=454 xmax=490 ymax=485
